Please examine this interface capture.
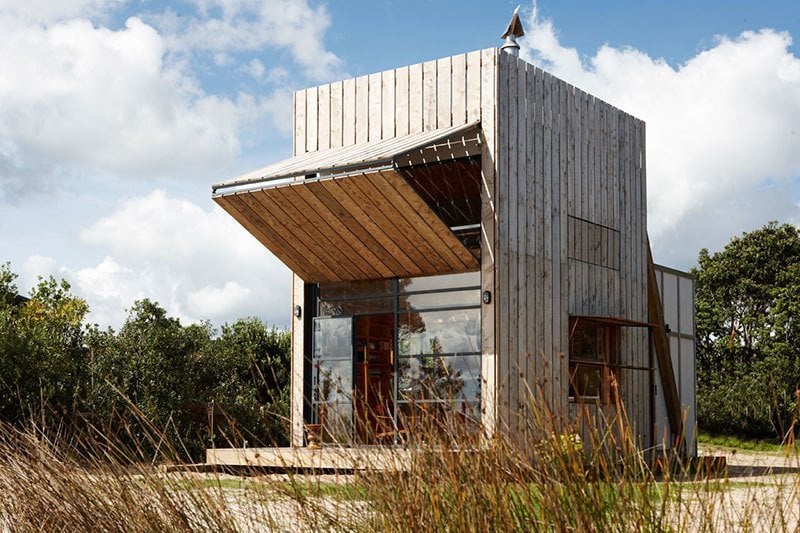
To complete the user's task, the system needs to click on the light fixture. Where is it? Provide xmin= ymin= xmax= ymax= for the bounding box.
xmin=482 ymin=290 xmax=491 ymax=305
xmin=293 ymin=305 xmax=302 ymax=318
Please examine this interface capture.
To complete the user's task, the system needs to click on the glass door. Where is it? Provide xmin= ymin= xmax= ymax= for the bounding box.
xmin=312 ymin=316 xmax=354 ymax=443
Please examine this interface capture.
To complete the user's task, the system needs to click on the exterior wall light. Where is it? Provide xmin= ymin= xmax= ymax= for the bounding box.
xmin=293 ymin=305 xmax=302 ymax=318
xmin=482 ymin=290 xmax=492 ymax=305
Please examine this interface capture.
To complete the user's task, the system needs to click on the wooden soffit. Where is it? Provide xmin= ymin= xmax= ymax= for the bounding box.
xmin=213 ymin=168 xmax=479 ymax=283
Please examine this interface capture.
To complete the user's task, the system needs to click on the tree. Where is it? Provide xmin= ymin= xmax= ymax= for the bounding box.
xmin=693 ymin=222 xmax=800 ymax=438
xmin=0 ymin=264 xmax=90 ymax=424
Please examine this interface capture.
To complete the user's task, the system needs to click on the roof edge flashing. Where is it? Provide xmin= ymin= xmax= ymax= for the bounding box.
xmin=211 ymin=120 xmax=481 ymax=194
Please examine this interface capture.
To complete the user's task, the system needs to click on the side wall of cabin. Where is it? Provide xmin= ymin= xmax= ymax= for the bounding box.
xmin=494 ymin=53 xmax=650 ymax=446
xmin=290 ymin=48 xmax=501 ymax=446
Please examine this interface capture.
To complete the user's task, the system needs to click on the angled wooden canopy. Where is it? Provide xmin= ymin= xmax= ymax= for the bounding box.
xmin=213 ymin=168 xmax=479 ymax=282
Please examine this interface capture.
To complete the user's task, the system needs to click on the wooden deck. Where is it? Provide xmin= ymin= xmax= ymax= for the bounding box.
xmin=206 ymin=446 xmax=415 ymax=471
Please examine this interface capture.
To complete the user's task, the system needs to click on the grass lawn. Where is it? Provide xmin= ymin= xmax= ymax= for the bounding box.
xmin=697 ymin=431 xmax=794 ymax=452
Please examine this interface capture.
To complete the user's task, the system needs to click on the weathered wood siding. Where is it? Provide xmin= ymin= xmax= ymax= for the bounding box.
xmin=290 ymin=49 xmax=500 ymax=440
xmin=495 ymin=53 xmax=649 ymax=445
xmin=288 ymin=49 xmax=649 ymax=447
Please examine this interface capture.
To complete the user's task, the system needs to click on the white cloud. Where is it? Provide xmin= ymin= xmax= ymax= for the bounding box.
xmin=157 ymin=0 xmax=343 ymax=80
xmin=0 ymin=13 xmax=295 ymax=197
xmin=67 ymin=190 xmax=291 ymax=328
xmin=519 ymin=4 xmax=800 ymax=266
xmin=186 ymin=281 xmax=252 ymax=318
xmin=0 ymin=0 xmax=124 ymax=23
xmin=244 ymin=58 xmax=266 ymax=81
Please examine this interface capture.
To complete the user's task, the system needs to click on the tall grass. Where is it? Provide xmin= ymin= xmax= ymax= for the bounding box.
xmin=0 ymin=391 xmax=797 ymax=531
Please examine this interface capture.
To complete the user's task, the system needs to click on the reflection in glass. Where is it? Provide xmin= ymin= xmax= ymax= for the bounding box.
xmin=313 ymin=359 xmax=353 ymax=404
xmin=397 ymin=400 xmax=481 ymax=423
xmin=399 ymin=289 xmax=481 ymax=311
xmin=398 ymin=309 xmax=480 ymax=356
xmin=400 ymin=271 xmax=480 ymax=293
xmin=313 ymin=318 xmax=353 ymax=359
xmin=397 ymin=355 xmax=480 ymax=402
xmin=318 ymin=297 xmax=393 ymax=317
xmin=319 ymin=278 xmax=392 ymax=300
xmin=317 ymin=401 xmax=353 ymax=443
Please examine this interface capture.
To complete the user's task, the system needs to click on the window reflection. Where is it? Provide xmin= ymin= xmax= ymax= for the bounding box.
xmin=399 ymin=289 xmax=481 ymax=311
xmin=400 ymin=271 xmax=480 ymax=293
xmin=398 ymin=309 xmax=480 ymax=356
xmin=397 ymin=355 xmax=481 ymax=402
xmin=318 ymin=297 xmax=393 ymax=317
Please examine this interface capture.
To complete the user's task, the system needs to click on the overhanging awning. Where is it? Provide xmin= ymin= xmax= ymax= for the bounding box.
xmin=212 ymin=121 xmax=481 ymax=193
xmin=212 ymin=123 xmax=482 ymax=283
xmin=214 ymin=168 xmax=479 ymax=282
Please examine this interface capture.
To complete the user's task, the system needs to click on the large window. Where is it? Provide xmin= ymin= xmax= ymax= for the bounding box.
xmin=568 ymin=318 xmax=619 ymax=403
xmin=316 ymin=272 xmax=482 ymax=432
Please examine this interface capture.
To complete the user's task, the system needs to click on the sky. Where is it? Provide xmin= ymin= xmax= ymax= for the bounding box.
xmin=1 ymin=0 xmax=799 ymax=330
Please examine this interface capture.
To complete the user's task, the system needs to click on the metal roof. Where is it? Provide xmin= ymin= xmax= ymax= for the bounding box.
xmin=212 ymin=121 xmax=481 ymax=194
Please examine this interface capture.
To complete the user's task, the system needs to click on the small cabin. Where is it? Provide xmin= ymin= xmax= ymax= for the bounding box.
xmin=212 ymin=26 xmax=696 ymax=457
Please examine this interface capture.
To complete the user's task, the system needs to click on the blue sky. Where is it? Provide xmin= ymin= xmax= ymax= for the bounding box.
xmin=1 ymin=1 xmax=798 ymax=329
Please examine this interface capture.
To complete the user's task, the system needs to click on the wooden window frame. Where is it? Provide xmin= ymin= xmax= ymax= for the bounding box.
xmin=568 ymin=317 xmax=619 ymax=404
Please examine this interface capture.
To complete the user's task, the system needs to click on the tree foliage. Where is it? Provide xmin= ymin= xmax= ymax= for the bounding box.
xmin=693 ymin=222 xmax=800 ymax=438
xmin=0 ymin=263 xmax=290 ymax=459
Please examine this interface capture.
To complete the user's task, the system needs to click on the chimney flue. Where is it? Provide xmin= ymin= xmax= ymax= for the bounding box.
xmin=500 ymin=6 xmax=525 ymax=56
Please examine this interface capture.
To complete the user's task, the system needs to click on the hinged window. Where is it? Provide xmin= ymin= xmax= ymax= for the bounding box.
xmin=568 ymin=317 xmax=619 ymax=403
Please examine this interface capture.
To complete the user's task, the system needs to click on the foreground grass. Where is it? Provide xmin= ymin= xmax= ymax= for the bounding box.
xmin=0 ymin=401 xmax=797 ymax=531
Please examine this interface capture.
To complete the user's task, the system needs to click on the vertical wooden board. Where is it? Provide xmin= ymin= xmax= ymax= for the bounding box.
xmin=330 ymin=81 xmax=343 ymax=149
xmin=423 ymin=60 xmax=437 ymax=131
xmin=395 ymin=66 xmax=409 ymax=137
xmin=409 ymin=62 xmax=424 ymax=134
xmin=600 ymin=103 xmax=608 ymax=228
xmin=566 ymin=85 xmax=575 ymax=217
xmin=542 ymin=72 xmax=554 ymax=407
xmin=290 ymin=274 xmax=305 ymax=446
xmin=586 ymin=95 xmax=595 ymax=223
xmin=355 ymin=75 xmax=369 ymax=144
xmin=533 ymin=67 xmax=545 ymax=398
xmin=342 ymin=78 xmax=356 ymax=146
xmin=516 ymin=58 xmax=528 ymax=422
xmin=479 ymin=47 xmax=497 ymax=439
xmin=571 ymin=88 xmax=581 ymax=219
xmin=506 ymin=56 xmax=518 ymax=423
xmin=610 ymin=109 xmax=619 ymax=229
xmin=381 ymin=70 xmax=396 ymax=140
xmin=581 ymin=92 xmax=589 ymax=223
xmin=451 ymin=53 xmax=467 ymax=126
xmin=294 ymin=90 xmax=306 ymax=155
xmin=555 ymin=76 xmax=568 ymax=416
xmin=466 ymin=50 xmax=482 ymax=123
xmin=496 ymin=52 xmax=510 ymax=432
xmin=318 ymin=84 xmax=331 ymax=151
xmin=437 ymin=57 xmax=452 ymax=128
xmin=368 ymin=73 xmax=382 ymax=141
xmin=306 ymin=86 xmax=318 ymax=153
xmin=525 ymin=65 xmax=538 ymax=409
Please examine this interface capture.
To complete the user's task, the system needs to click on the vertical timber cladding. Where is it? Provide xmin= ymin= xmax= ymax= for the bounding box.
xmin=495 ymin=53 xmax=648 ymax=444
xmin=289 ymin=49 xmax=500 ymax=439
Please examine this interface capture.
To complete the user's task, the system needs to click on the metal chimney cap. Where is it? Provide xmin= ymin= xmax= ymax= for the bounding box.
xmin=501 ymin=6 xmax=525 ymax=39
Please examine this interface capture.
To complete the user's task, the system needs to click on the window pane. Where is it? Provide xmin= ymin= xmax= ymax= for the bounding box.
xmin=571 ymin=324 xmax=605 ymax=361
xmin=319 ymin=297 xmax=393 ymax=316
xmin=398 ymin=400 xmax=481 ymax=423
xmin=569 ymin=364 xmax=601 ymax=399
xmin=397 ymin=355 xmax=480 ymax=402
xmin=318 ymin=279 xmax=392 ymax=299
xmin=313 ymin=359 xmax=352 ymax=403
xmin=313 ymin=317 xmax=353 ymax=359
xmin=315 ymin=401 xmax=353 ymax=443
xmin=399 ymin=289 xmax=481 ymax=311
xmin=398 ymin=309 xmax=480 ymax=355
xmin=400 ymin=271 xmax=480 ymax=293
